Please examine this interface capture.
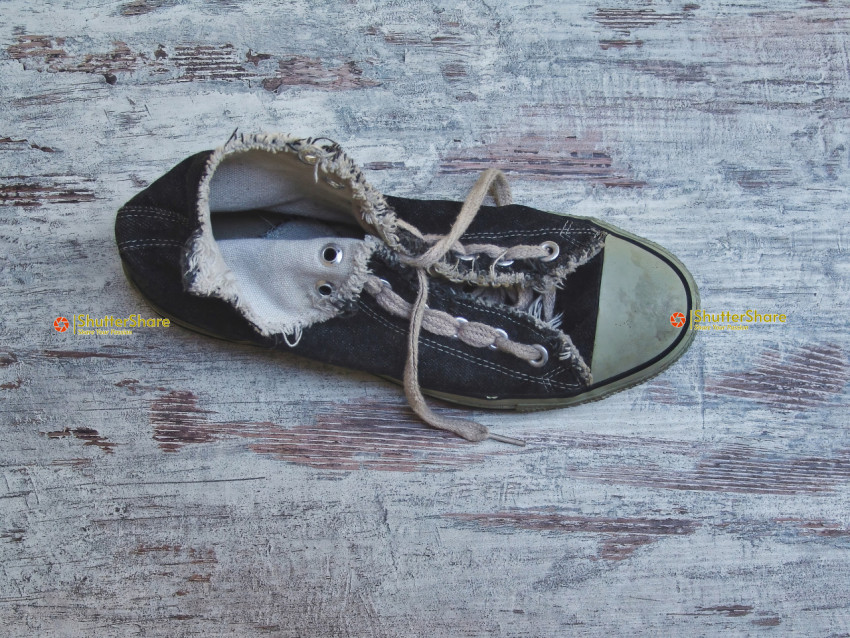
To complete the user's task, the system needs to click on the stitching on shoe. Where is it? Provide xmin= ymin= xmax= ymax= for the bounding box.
xmin=418 ymin=337 xmax=577 ymax=390
xmin=119 ymin=206 xmax=191 ymax=222
xmin=460 ymin=228 xmax=598 ymax=240
xmin=359 ymin=301 xmax=578 ymax=390
xmin=118 ymin=239 xmax=184 ymax=249
xmin=119 ymin=213 xmax=190 ymax=225
xmin=447 ymin=295 xmax=550 ymax=338
xmin=120 ymin=214 xmax=184 ymax=221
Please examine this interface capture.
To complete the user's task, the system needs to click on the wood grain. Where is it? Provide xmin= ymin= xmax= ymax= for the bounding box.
xmin=1 ymin=0 xmax=849 ymax=635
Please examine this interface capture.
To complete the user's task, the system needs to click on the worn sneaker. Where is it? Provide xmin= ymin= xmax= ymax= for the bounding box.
xmin=116 ymin=133 xmax=698 ymax=444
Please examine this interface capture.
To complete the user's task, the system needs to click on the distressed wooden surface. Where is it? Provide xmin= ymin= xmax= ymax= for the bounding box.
xmin=1 ymin=0 xmax=849 ymax=635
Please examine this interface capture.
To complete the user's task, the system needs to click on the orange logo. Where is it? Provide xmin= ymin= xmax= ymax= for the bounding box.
xmin=670 ymin=312 xmax=685 ymax=328
xmin=53 ymin=316 xmax=69 ymax=333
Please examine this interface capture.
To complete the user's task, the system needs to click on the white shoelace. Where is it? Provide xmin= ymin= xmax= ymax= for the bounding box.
xmin=381 ymin=169 xmax=563 ymax=445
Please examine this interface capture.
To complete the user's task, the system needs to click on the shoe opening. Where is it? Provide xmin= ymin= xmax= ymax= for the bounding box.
xmin=195 ymin=144 xmax=376 ymax=338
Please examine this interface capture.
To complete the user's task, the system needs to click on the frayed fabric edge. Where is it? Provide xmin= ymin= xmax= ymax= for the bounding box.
xmin=183 ymin=133 xmax=391 ymax=337
xmin=496 ymin=297 xmax=594 ymax=387
xmin=427 ymin=227 xmax=607 ymax=291
xmin=446 ymin=231 xmax=605 ymax=386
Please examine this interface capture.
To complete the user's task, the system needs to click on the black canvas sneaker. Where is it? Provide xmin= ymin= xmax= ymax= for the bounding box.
xmin=115 ymin=133 xmax=698 ymax=445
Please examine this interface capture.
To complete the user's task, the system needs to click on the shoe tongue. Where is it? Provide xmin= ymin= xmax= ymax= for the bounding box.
xmin=216 ymin=220 xmax=367 ymax=333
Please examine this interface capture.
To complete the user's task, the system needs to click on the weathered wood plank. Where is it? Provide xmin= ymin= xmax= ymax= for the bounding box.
xmin=1 ymin=0 xmax=849 ymax=635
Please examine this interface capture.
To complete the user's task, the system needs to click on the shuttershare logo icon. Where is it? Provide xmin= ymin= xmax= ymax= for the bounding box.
xmin=53 ymin=316 xmax=69 ymax=333
xmin=670 ymin=312 xmax=686 ymax=328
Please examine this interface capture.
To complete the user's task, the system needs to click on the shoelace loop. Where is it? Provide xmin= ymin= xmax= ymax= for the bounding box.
xmin=389 ymin=169 xmax=565 ymax=446
xmin=295 ymin=145 xmax=553 ymax=445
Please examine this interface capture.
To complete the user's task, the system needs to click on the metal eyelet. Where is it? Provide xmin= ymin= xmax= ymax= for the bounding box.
xmin=528 ymin=344 xmax=549 ymax=367
xmin=495 ymin=258 xmax=514 ymax=267
xmin=321 ymin=244 xmax=343 ymax=265
xmin=489 ymin=328 xmax=508 ymax=350
xmin=540 ymin=240 xmax=560 ymax=262
xmin=456 ymin=253 xmax=475 ymax=262
xmin=298 ymin=149 xmax=320 ymax=165
xmin=316 ymin=281 xmax=335 ymax=296
xmin=323 ymin=175 xmax=346 ymax=189
xmin=453 ymin=316 xmax=468 ymax=338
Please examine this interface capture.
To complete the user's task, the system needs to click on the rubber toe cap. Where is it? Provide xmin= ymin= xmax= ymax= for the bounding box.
xmin=590 ymin=233 xmax=695 ymax=384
